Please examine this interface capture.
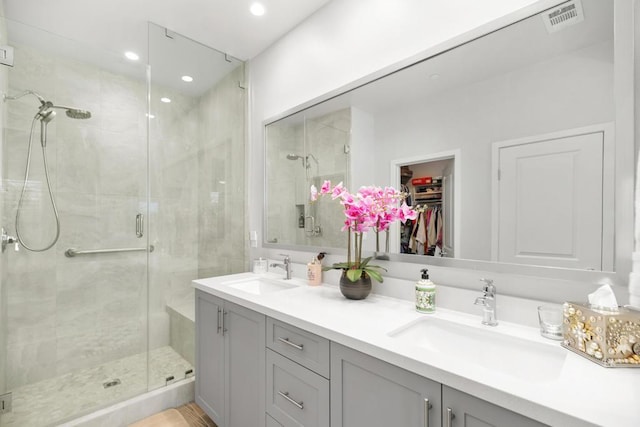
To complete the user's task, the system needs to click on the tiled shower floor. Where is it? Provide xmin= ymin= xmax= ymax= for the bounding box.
xmin=0 ymin=346 xmax=193 ymax=427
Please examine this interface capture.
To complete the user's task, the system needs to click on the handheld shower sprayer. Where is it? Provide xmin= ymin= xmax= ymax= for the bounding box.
xmin=3 ymin=89 xmax=92 ymax=252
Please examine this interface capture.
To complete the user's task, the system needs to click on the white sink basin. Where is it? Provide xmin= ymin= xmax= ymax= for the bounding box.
xmin=388 ymin=317 xmax=567 ymax=382
xmin=222 ymin=276 xmax=298 ymax=295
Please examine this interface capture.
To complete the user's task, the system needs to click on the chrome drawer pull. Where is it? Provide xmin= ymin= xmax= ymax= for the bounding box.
xmin=446 ymin=407 xmax=455 ymax=427
xmin=278 ymin=337 xmax=304 ymax=350
xmin=424 ymin=398 xmax=432 ymax=427
xmin=278 ymin=391 xmax=304 ymax=410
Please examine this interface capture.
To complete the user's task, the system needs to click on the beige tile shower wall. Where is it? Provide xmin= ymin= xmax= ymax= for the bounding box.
xmin=148 ymin=63 xmax=247 ymax=353
xmin=2 ymin=42 xmax=149 ymax=390
xmin=0 ymin=0 xmax=7 ymax=395
xmin=266 ymin=108 xmax=350 ymax=249
xmin=265 ymin=120 xmax=305 ymax=246
xmin=148 ymin=83 xmax=200 ymax=351
xmin=197 ymin=64 xmax=247 ymax=280
xmin=303 ymin=108 xmax=350 ymax=249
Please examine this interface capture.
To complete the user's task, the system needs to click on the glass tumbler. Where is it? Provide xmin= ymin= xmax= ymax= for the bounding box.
xmin=537 ymin=304 xmax=564 ymax=340
xmin=253 ymin=257 xmax=268 ymax=274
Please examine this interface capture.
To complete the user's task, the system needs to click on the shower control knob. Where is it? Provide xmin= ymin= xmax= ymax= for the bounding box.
xmin=1 ymin=227 xmax=17 ymax=253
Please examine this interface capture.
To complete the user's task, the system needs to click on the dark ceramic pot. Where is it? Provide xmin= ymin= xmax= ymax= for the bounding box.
xmin=339 ymin=271 xmax=372 ymax=300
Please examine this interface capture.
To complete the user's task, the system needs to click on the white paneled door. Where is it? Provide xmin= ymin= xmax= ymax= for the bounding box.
xmin=496 ymin=131 xmax=604 ymax=270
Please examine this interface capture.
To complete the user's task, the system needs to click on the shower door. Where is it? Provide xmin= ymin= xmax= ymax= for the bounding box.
xmin=0 ymin=15 xmax=247 ymax=427
xmin=0 ymin=18 xmax=152 ymax=427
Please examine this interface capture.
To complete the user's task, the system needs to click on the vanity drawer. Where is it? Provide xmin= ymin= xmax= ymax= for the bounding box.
xmin=266 ymin=349 xmax=330 ymax=427
xmin=266 ymin=413 xmax=283 ymax=427
xmin=267 ymin=318 xmax=330 ymax=378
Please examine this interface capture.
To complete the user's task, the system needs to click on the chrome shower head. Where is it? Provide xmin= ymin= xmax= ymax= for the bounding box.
xmin=65 ymin=108 xmax=91 ymax=119
xmin=4 ymin=90 xmax=92 ymax=121
xmin=36 ymin=101 xmax=56 ymax=123
xmin=286 ymin=153 xmax=306 ymax=167
xmin=48 ymin=104 xmax=92 ymax=120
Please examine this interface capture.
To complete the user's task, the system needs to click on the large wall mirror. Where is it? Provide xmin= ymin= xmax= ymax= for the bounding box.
xmin=265 ymin=0 xmax=632 ymax=278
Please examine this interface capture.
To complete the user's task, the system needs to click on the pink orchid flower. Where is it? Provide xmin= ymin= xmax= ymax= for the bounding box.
xmin=320 ymin=180 xmax=331 ymax=194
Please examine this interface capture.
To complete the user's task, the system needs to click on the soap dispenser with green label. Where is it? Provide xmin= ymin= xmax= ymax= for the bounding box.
xmin=416 ymin=268 xmax=436 ymax=313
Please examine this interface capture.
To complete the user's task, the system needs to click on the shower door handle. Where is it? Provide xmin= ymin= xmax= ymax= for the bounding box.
xmin=136 ymin=214 xmax=144 ymax=238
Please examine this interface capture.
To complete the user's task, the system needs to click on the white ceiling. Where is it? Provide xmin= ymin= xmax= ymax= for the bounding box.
xmin=2 ymin=0 xmax=332 ymax=61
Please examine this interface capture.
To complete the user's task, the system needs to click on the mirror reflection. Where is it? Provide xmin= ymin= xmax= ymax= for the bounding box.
xmin=265 ymin=0 xmax=619 ymax=272
xmin=265 ymin=108 xmax=350 ymax=247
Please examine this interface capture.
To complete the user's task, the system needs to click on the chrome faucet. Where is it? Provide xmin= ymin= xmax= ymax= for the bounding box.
xmin=270 ymin=254 xmax=292 ymax=280
xmin=474 ymin=278 xmax=497 ymax=326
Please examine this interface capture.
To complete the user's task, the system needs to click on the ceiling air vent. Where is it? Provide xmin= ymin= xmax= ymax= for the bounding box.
xmin=543 ymin=0 xmax=584 ymax=33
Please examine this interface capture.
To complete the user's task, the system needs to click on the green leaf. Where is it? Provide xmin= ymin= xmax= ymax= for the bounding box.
xmin=332 ymin=262 xmax=353 ymax=269
xmin=365 ymin=264 xmax=387 ymax=272
xmin=365 ymin=268 xmax=384 ymax=283
xmin=346 ymin=269 xmax=363 ymax=282
xmin=359 ymin=256 xmax=373 ymax=268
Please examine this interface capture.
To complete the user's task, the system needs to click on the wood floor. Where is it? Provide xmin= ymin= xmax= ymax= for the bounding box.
xmin=129 ymin=402 xmax=216 ymax=427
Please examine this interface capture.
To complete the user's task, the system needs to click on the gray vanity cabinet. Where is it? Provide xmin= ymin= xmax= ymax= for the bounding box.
xmin=442 ymin=386 xmax=547 ymax=427
xmin=195 ymin=290 xmax=266 ymax=427
xmin=195 ymin=294 xmax=550 ymax=427
xmin=331 ymin=342 xmax=442 ymax=427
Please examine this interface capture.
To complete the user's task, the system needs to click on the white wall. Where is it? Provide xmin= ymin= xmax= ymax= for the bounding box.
xmin=373 ymin=41 xmax=614 ymax=261
xmin=248 ymin=0 xmax=632 ymax=305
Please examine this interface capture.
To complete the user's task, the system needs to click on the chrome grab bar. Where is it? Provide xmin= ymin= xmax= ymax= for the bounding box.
xmin=65 ymin=245 xmax=154 ymax=258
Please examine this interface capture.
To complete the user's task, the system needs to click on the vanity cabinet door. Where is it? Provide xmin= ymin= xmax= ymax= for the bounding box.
xmin=195 ymin=290 xmax=266 ymax=427
xmin=195 ymin=291 xmax=225 ymax=424
xmin=224 ymin=301 xmax=267 ymax=427
xmin=442 ymin=386 xmax=548 ymax=427
xmin=331 ymin=343 xmax=442 ymax=427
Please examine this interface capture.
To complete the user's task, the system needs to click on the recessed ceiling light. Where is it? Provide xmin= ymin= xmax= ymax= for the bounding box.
xmin=160 ymin=97 xmax=171 ymax=103
xmin=181 ymin=75 xmax=194 ymax=83
xmin=124 ymin=51 xmax=139 ymax=61
xmin=250 ymin=2 xmax=266 ymax=16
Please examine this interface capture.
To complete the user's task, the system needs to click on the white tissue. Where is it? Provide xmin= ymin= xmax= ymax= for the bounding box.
xmin=588 ymin=284 xmax=618 ymax=309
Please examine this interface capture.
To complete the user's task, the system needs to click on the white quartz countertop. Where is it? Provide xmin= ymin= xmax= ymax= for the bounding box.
xmin=193 ymin=272 xmax=640 ymax=427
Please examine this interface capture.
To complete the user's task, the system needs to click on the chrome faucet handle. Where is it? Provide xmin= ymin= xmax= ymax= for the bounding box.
xmin=479 ymin=278 xmax=495 ymax=294
xmin=279 ymin=253 xmax=291 ymax=263
xmin=277 ymin=254 xmax=292 ymax=279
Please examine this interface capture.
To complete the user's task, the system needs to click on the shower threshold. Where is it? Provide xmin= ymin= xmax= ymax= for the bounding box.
xmin=0 ymin=346 xmax=192 ymax=427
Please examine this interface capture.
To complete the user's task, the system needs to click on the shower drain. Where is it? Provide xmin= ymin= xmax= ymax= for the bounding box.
xmin=103 ymin=379 xmax=121 ymax=389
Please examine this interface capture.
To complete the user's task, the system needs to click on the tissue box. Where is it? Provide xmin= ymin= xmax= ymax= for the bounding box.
xmin=562 ymin=302 xmax=640 ymax=367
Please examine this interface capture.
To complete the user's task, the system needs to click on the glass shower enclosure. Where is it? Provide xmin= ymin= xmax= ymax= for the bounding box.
xmin=0 ymin=16 xmax=246 ymax=427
